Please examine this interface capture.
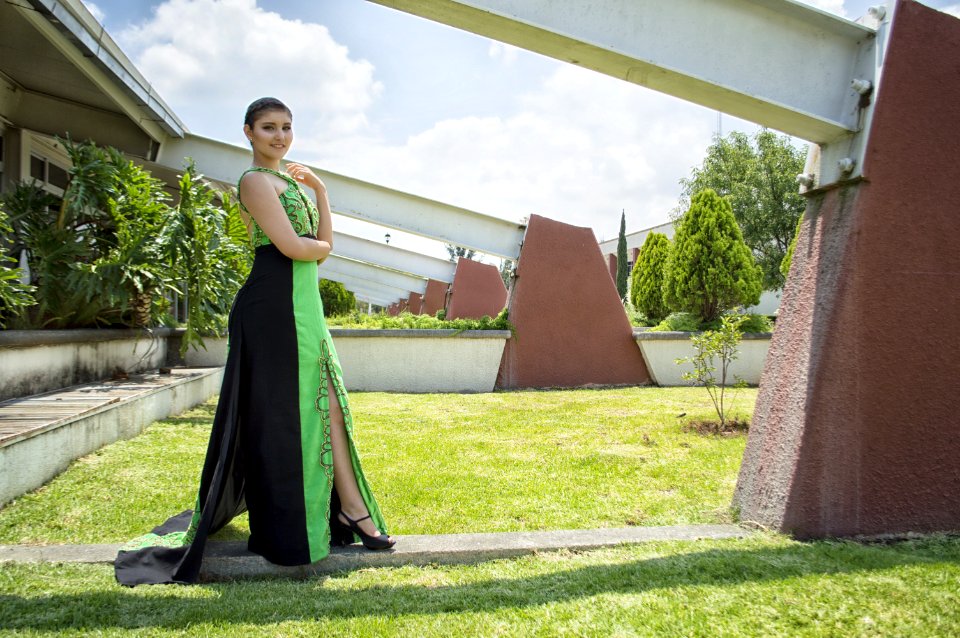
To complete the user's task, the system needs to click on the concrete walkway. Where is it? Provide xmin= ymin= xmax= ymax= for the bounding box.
xmin=0 ymin=524 xmax=751 ymax=580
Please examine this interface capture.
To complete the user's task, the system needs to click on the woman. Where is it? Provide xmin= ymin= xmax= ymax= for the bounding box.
xmin=115 ymin=97 xmax=393 ymax=586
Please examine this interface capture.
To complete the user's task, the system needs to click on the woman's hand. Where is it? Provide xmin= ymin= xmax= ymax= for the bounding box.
xmin=285 ymin=162 xmax=326 ymax=193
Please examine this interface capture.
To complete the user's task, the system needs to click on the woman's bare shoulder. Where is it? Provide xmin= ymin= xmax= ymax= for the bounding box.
xmin=240 ymin=170 xmax=285 ymax=196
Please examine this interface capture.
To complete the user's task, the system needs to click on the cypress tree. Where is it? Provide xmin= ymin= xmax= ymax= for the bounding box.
xmin=663 ymin=189 xmax=762 ymax=323
xmin=615 ymin=209 xmax=628 ymax=300
xmin=630 ymin=232 xmax=671 ymax=322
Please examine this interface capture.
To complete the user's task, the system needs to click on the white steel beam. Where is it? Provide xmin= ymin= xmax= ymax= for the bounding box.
xmin=319 ymin=271 xmax=407 ymax=305
xmin=368 ymin=0 xmax=890 ymax=187
xmin=332 ymin=231 xmax=456 ymax=283
xmin=341 ymin=286 xmax=395 ymax=307
xmin=369 ymin=0 xmax=874 ymax=143
xmin=322 ymin=255 xmax=428 ymax=296
xmin=157 ymin=133 xmax=526 ymax=259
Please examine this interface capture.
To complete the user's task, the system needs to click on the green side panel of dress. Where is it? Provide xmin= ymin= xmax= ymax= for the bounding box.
xmin=319 ymin=319 xmax=389 ymax=538
xmin=292 ymin=258 xmax=332 ymax=562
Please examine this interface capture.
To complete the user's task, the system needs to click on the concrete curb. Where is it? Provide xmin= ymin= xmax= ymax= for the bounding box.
xmin=0 ymin=524 xmax=752 ymax=580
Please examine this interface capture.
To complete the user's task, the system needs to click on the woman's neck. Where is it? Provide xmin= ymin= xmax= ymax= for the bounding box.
xmin=251 ymin=153 xmax=281 ymax=171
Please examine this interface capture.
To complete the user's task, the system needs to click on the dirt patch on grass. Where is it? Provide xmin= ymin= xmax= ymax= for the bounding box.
xmin=682 ymin=419 xmax=750 ymax=436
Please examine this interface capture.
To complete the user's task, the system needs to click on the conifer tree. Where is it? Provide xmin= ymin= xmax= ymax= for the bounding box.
xmin=677 ymin=129 xmax=805 ymax=290
xmin=615 ymin=210 xmax=628 ymax=300
xmin=630 ymin=232 xmax=671 ymax=322
xmin=663 ymin=189 xmax=762 ymax=323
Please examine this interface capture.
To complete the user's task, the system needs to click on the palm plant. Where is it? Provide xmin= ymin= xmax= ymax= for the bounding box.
xmin=162 ymin=162 xmax=249 ymax=354
xmin=1 ymin=180 xmax=98 ymax=327
xmin=0 ymin=202 xmax=36 ymax=328
xmin=67 ymin=156 xmax=173 ymax=327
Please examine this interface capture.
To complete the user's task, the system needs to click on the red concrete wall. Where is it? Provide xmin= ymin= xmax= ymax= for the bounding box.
xmin=735 ymin=0 xmax=960 ymax=538
xmin=407 ymin=292 xmax=423 ymax=315
xmin=497 ymin=214 xmax=650 ymax=388
xmin=387 ymin=302 xmax=399 ymax=316
xmin=606 ymin=254 xmax=617 ymax=282
xmin=445 ymin=258 xmax=508 ymax=320
xmin=422 ymin=279 xmax=447 ymax=316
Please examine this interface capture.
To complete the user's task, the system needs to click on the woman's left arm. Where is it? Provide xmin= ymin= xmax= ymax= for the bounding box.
xmin=286 ymin=162 xmax=333 ymax=258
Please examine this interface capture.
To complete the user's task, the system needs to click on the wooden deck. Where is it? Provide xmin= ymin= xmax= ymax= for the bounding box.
xmin=0 ymin=369 xmax=214 ymax=449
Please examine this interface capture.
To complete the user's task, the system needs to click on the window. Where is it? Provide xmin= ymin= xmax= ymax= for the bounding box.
xmin=28 ymin=154 xmax=69 ymax=196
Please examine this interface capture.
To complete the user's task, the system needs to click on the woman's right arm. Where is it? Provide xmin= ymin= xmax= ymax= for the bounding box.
xmin=239 ymin=172 xmax=332 ymax=262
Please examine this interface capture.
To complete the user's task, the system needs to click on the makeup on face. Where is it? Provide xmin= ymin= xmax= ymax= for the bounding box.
xmin=246 ymin=110 xmax=293 ymax=156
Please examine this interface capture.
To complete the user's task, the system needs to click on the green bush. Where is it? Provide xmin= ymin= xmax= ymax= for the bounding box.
xmin=319 ymin=279 xmax=356 ymax=317
xmin=1 ymin=142 xmax=249 ymax=336
xmin=649 ymin=312 xmax=715 ymax=333
xmin=327 ymin=307 xmax=513 ymax=334
xmin=737 ymin=313 xmax=773 ymax=333
xmin=663 ymin=189 xmax=762 ymax=323
xmin=649 ymin=311 xmax=772 ymax=333
xmin=0 ymin=203 xmax=35 ymax=328
xmin=162 ymin=162 xmax=250 ymax=354
xmin=626 ymin=305 xmax=656 ymax=328
xmin=677 ymin=314 xmax=750 ymax=427
xmin=630 ymin=232 xmax=671 ymax=322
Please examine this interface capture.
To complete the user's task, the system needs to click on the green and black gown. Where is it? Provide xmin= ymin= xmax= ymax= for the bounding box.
xmin=115 ymin=167 xmax=388 ymax=586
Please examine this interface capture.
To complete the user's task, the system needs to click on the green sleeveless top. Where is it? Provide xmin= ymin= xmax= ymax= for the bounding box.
xmin=237 ymin=167 xmax=320 ymax=248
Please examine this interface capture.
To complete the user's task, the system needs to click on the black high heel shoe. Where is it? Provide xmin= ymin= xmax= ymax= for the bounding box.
xmin=337 ymin=511 xmax=396 ymax=550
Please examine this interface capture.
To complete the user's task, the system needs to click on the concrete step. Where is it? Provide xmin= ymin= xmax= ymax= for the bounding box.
xmin=0 ymin=368 xmax=224 ymax=506
xmin=0 ymin=524 xmax=752 ymax=581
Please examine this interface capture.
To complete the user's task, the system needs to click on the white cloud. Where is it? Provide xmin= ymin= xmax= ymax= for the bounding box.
xmin=118 ymin=0 xmax=382 ymax=144
xmin=115 ymin=0 xmax=773 ymax=250
xmin=316 ymin=65 xmax=747 ymax=242
xmin=81 ymin=0 xmax=105 ymax=23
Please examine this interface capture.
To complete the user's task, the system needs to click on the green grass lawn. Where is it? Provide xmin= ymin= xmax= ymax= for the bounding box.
xmin=2 ymin=387 xmax=959 ymax=636
xmin=2 ymin=534 xmax=959 ymax=636
xmin=0 ymin=387 xmax=754 ymax=545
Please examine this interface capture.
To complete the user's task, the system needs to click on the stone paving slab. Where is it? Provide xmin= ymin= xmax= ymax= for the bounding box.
xmin=0 ymin=524 xmax=751 ymax=580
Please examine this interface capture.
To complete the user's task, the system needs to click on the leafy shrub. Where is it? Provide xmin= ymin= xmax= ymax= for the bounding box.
xmin=327 ymin=307 xmax=513 ymax=334
xmin=676 ymin=314 xmax=749 ymax=428
xmin=737 ymin=313 xmax=773 ymax=333
xmin=649 ymin=311 xmax=772 ymax=333
xmin=162 ymin=162 xmax=250 ymax=353
xmin=630 ymin=232 xmax=671 ymax=322
xmin=649 ymin=312 xmax=716 ymax=332
xmin=0 ymin=203 xmax=35 ymax=328
xmin=663 ymin=189 xmax=762 ymax=323
xmin=319 ymin=279 xmax=356 ymax=317
xmin=1 ymin=142 xmax=249 ymax=337
xmin=626 ymin=305 xmax=656 ymax=328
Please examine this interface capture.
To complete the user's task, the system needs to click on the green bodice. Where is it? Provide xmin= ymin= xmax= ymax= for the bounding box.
xmin=238 ymin=167 xmax=319 ymax=248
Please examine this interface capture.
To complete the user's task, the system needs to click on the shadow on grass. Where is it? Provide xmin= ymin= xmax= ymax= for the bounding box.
xmin=2 ymin=538 xmax=958 ymax=630
xmin=161 ymin=403 xmax=217 ymax=428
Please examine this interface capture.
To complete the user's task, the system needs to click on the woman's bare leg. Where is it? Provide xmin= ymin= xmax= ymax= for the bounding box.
xmin=327 ymin=377 xmax=388 ymax=539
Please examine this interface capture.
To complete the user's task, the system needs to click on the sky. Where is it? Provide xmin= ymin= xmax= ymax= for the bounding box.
xmin=80 ymin=0 xmax=960 ymax=259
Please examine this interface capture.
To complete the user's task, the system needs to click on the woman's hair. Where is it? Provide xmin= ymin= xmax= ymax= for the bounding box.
xmin=244 ymin=97 xmax=292 ymax=128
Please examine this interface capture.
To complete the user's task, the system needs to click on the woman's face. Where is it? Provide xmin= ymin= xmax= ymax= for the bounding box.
xmin=245 ymin=109 xmax=293 ymax=160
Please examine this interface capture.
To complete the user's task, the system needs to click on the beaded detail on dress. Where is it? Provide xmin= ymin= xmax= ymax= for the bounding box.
xmin=238 ymin=167 xmax=319 ymax=247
